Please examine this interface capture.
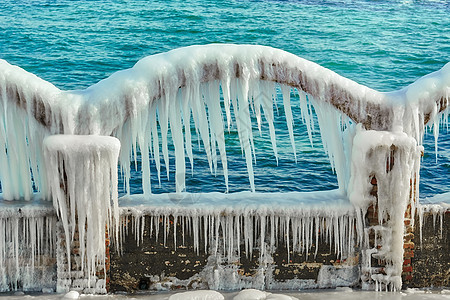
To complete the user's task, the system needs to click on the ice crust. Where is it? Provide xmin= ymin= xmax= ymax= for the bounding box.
xmin=417 ymin=193 xmax=450 ymax=243
xmin=0 ymin=44 xmax=449 ymax=293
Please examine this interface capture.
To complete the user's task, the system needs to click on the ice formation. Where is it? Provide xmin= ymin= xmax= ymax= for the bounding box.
xmin=43 ymin=135 xmax=120 ymax=290
xmin=348 ymin=127 xmax=422 ymax=291
xmin=118 ymin=192 xmax=359 ymax=291
xmin=63 ymin=290 xmax=80 ymax=299
xmin=0 ymin=44 xmax=441 ymax=198
xmin=119 ymin=191 xmax=356 ymax=260
xmin=417 ymin=192 xmax=450 ymax=242
xmin=167 ymin=289 xmax=299 ymax=300
xmin=0 ymin=45 xmax=448 ymax=197
xmin=0 ymin=200 xmax=56 ymax=292
xmin=0 ymin=44 xmax=449 ymax=292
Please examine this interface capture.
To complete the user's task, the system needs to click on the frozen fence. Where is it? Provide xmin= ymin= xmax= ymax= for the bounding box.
xmin=0 ymin=44 xmax=449 ymax=292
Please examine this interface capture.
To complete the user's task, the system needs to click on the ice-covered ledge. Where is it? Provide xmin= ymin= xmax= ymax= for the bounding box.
xmin=0 ymin=196 xmax=55 ymax=218
xmin=118 ymin=189 xmax=354 ymax=216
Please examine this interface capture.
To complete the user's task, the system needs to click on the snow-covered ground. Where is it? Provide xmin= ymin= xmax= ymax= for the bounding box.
xmin=1 ymin=289 xmax=450 ymax=300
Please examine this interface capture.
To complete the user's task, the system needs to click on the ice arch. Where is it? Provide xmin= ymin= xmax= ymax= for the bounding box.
xmin=0 ymin=44 xmax=448 ymax=199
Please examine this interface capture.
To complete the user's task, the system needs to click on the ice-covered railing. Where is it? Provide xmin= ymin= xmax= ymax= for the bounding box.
xmin=0 ymin=44 xmax=448 ymax=199
xmin=0 ymin=44 xmax=449 ymax=293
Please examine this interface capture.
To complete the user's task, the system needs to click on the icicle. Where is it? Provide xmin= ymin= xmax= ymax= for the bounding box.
xmin=150 ymin=103 xmax=162 ymax=187
xmin=158 ymin=95 xmax=171 ymax=181
xmin=1 ymin=45 xmax=450 ymax=198
xmin=180 ymin=88 xmax=194 ymax=174
xmin=235 ymin=78 xmax=255 ymax=191
xmin=236 ymin=214 xmax=241 ymax=258
xmin=163 ymin=214 xmax=168 ymax=247
xmin=138 ymin=107 xmax=152 ymax=195
xmin=173 ymin=215 xmax=177 ymax=249
xmin=260 ymin=82 xmax=278 ymax=164
xmin=285 ymin=216 xmax=290 ymax=263
xmin=221 ymin=77 xmax=232 ymax=131
xmin=281 ymin=85 xmax=297 ymax=162
xmin=190 ymin=83 xmax=213 ymax=174
xmin=205 ymin=81 xmax=229 ymax=190
xmin=298 ymin=90 xmax=314 ymax=146
xmin=182 ymin=215 xmax=185 ymax=246
xmin=169 ymin=90 xmax=186 ymax=193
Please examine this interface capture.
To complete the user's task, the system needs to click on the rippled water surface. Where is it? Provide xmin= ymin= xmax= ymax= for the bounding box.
xmin=0 ymin=0 xmax=449 ymax=196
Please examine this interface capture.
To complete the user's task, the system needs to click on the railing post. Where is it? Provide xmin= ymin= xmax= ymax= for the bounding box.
xmin=349 ymin=128 xmax=421 ymax=291
xmin=43 ymin=135 xmax=120 ymax=294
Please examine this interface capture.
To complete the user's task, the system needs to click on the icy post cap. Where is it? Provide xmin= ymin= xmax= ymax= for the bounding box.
xmin=43 ymin=134 xmax=121 ymax=154
xmin=43 ymin=135 xmax=120 ymax=292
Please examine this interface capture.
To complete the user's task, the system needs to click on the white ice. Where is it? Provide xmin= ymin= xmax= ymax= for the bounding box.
xmin=0 ymin=198 xmax=56 ymax=292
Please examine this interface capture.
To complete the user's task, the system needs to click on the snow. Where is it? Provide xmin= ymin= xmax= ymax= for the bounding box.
xmin=169 ymin=290 xmax=224 ymax=300
xmin=232 ymin=289 xmax=269 ymax=300
xmin=63 ymin=291 xmax=80 ymax=299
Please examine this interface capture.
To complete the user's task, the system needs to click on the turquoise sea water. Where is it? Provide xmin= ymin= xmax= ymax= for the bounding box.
xmin=0 ymin=0 xmax=449 ymax=197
